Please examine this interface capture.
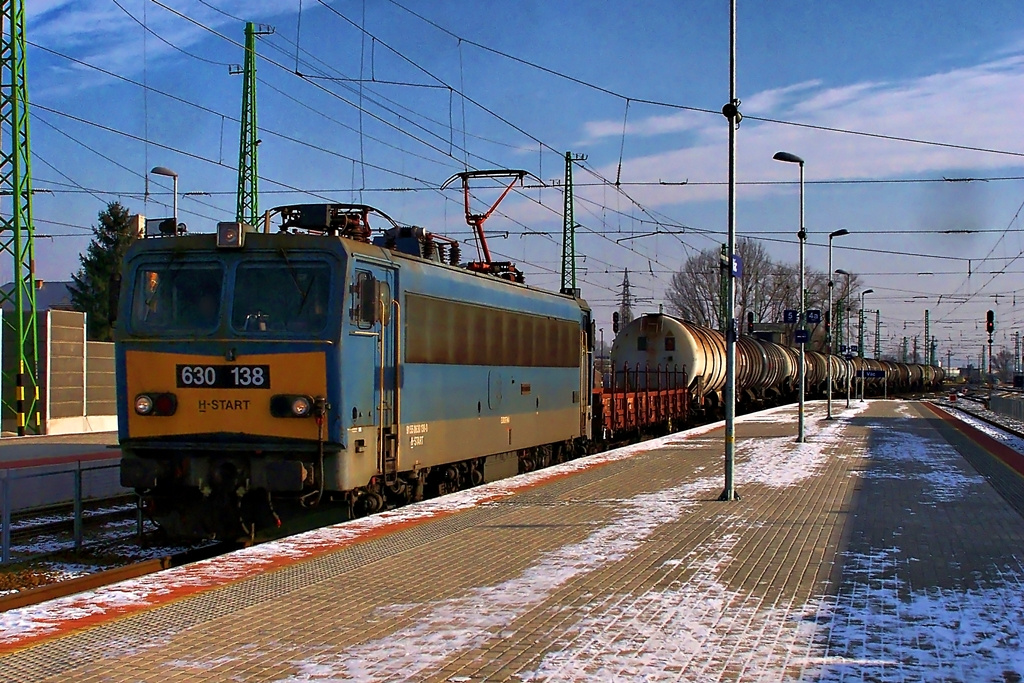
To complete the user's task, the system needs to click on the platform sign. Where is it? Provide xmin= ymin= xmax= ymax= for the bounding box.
xmin=783 ymin=309 xmax=798 ymax=324
xmin=844 ymin=353 xmax=855 ymax=361
xmin=806 ymin=309 xmax=821 ymax=324
xmin=839 ymin=344 xmax=848 ymax=353
xmin=731 ymin=254 xmax=743 ymax=279
xmin=794 ymin=329 xmax=809 ymax=343
xmin=856 ymin=370 xmax=886 ymax=378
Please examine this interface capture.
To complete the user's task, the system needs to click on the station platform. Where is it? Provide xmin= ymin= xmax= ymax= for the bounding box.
xmin=0 ymin=432 xmax=122 ymax=511
xmin=1 ymin=400 xmax=1022 ymax=681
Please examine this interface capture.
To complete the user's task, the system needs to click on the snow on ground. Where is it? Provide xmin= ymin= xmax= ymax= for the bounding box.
xmin=285 ymin=474 xmax=725 ymax=682
xmin=857 ymin=406 xmax=987 ymax=504
xmin=276 ymin=404 xmax=873 ymax=682
xmin=737 ymin=402 xmax=869 ymax=489
xmin=942 ymin=405 xmax=1024 ymax=456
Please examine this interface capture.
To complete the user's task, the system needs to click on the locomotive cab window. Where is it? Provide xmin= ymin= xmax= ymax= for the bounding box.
xmin=231 ymin=261 xmax=331 ymax=334
xmin=130 ymin=263 xmax=224 ymax=334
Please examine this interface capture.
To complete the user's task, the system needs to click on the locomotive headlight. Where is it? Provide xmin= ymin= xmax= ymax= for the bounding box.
xmin=270 ymin=394 xmax=316 ymax=418
xmin=135 ymin=395 xmax=154 ymax=415
xmin=291 ymin=396 xmax=311 ymax=417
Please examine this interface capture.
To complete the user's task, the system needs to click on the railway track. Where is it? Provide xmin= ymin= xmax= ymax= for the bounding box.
xmin=7 ymin=496 xmax=137 ymax=544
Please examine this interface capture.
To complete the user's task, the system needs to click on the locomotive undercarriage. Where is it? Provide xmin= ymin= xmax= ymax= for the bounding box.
xmin=127 ymin=439 xmax=590 ymax=541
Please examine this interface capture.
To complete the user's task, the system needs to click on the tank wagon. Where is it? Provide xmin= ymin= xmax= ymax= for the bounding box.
xmin=116 ymin=203 xmax=593 ymax=539
xmin=610 ymin=313 xmax=944 ymax=409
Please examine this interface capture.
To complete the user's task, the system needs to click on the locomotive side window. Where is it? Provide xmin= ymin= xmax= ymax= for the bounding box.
xmin=131 ymin=263 xmax=224 ymax=333
xmin=405 ymin=293 xmax=578 ymax=367
xmin=349 ymin=270 xmax=393 ymax=329
xmin=637 ymin=336 xmax=648 ymax=351
xmin=232 ymin=261 xmax=331 ymax=334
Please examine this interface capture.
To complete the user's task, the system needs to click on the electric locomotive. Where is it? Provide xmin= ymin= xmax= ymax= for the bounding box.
xmin=116 ymin=203 xmax=593 ymax=539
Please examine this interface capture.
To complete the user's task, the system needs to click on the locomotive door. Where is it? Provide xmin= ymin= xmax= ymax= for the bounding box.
xmin=348 ymin=263 xmax=399 ymax=482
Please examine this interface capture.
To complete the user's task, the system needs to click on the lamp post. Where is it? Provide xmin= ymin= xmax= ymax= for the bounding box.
xmin=835 ymin=269 xmax=852 ymax=353
xmin=835 ymin=268 xmax=853 ymax=408
xmin=858 ymin=288 xmax=873 ymax=401
xmin=150 ymin=166 xmax=178 ymax=233
xmin=827 ymin=229 xmax=849 ymax=419
xmin=858 ymin=288 xmax=874 ymax=358
xmin=773 ymin=151 xmax=806 ymax=442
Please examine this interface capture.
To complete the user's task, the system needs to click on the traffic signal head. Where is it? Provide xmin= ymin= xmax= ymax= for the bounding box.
xmin=986 ymin=309 xmax=995 ymax=334
xmin=612 ymin=311 xmax=620 ymax=334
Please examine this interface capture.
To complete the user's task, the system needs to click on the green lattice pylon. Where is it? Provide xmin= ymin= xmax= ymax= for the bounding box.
xmin=236 ymin=21 xmax=260 ymax=225
xmin=560 ymin=151 xmax=586 ymax=295
xmin=0 ymin=0 xmax=39 ymax=435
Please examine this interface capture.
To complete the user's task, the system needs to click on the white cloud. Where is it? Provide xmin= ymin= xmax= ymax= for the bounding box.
xmin=576 ymin=52 xmax=1024 ymax=209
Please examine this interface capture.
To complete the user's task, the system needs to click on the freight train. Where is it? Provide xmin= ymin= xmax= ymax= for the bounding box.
xmin=115 ymin=200 xmax=943 ymax=540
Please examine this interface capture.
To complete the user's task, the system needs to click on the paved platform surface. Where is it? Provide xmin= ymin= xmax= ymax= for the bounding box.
xmin=1 ymin=400 xmax=1022 ymax=681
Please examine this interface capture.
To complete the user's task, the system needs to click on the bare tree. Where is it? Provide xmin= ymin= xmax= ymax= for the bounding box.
xmin=664 ymin=238 xmax=861 ymax=352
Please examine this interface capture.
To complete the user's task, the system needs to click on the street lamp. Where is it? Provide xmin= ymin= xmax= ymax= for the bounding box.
xmin=150 ymin=166 xmax=178 ymax=235
xmin=834 ymin=268 xmax=854 ymax=407
xmin=827 ymin=228 xmax=849 ymax=419
xmin=858 ymin=288 xmax=874 ymax=401
xmin=858 ymin=288 xmax=874 ymax=357
xmin=773 ymin=151 xmax=806 ymax=442
xmin=835 ymin=269 xmax=853 ymax=353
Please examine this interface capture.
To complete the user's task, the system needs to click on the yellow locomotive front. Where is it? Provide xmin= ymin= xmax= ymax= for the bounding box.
xmin=116 ymin=227 xmax=343 ymax=539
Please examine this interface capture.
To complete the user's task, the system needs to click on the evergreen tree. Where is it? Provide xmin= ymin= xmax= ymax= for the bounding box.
xmin=68 ymin=202 xmax=137 ymax=341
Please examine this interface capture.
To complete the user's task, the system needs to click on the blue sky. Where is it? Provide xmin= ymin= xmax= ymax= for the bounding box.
xmin=19 ymin=0 xmax=1024 ymax=367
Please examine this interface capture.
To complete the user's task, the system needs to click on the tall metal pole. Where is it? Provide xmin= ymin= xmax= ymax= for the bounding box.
xmin=561 ymin=151 xmax=586 ymax=295
xmin=773 ymin=151 xmax=805 ymax=442
xmin=827 ymin=241 xmax=834 ymax=418
xmin=874 ymin=310 xmax=880 ymax=359
xmin=0 ymin=0 xmax=40 ymax=435
xmin=797 ymin=161 xmax=805 ymax=442
xmin=720 ymin=0 xmax=740 ymax=501
xmin=236 ymin=21 xmax=259 ymax=225
xmin=826 ymin=230 xmax=848 ymax=418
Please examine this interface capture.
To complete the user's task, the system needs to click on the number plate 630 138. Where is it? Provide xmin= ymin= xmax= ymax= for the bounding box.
xmin=175 ymin=364 xmax=271 ymax=389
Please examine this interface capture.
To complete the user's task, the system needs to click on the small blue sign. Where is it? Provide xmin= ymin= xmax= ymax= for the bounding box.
xmin=839 ymin=344 xmax=848 ymax=353
xmin=731 ymin=254 xmax=743 ymax=279
xmin=783 ymin=309 xmax=798 ymax=324
xmin=857 ymin=369 xmax=886 ymax=378
xmin=844 ymin=353 xmax=855 ymax=361
xmin=795 ymin=329 xmax=809 ymax=343
xmin=806 ymin=309 xmax=822 ymax=324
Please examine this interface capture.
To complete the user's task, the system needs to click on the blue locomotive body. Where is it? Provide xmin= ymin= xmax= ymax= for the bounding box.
xmin=116 ymin=205 xmax=592 ymax=538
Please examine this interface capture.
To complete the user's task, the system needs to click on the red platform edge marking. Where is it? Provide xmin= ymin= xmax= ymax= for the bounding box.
xmin=0 ymin=451 xmax=119 ymax=471
xmin=0 ymin=423 xmax=727 ymax=654
xmin=923 ymin=402 xmax=1024 ymax=479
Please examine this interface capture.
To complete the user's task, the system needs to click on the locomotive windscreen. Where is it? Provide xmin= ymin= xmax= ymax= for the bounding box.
xmin=131 ymin=263 xmax=224 ymax=333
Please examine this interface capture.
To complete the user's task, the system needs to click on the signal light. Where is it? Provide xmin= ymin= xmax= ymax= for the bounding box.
xmin=986 ymin=310 xmax=995 ymax=334
xmin=612 ymin=311 xmax=620 ymax=334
